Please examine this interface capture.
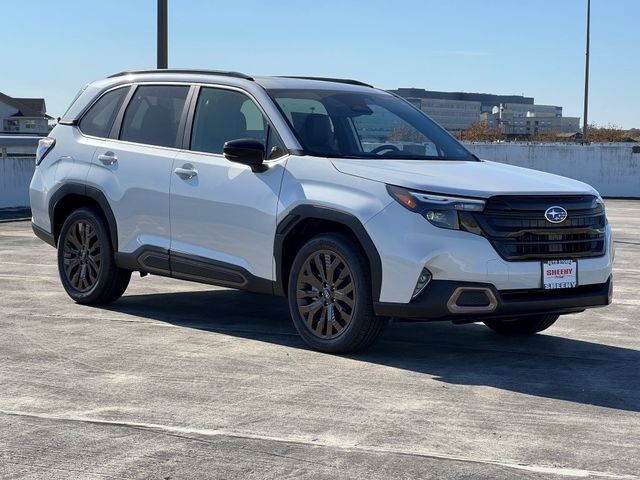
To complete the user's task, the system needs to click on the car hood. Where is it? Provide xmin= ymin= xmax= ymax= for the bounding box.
xmin=331 ymin=159 xmax=598 ymax=198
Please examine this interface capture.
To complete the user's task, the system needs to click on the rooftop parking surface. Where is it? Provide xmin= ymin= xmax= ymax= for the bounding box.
xmin=0 ymin=200 xmax=638 ymax=479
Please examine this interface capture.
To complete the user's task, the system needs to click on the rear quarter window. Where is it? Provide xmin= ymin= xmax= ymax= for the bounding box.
xmin=78 ymin=87 xmax=128 ymax=138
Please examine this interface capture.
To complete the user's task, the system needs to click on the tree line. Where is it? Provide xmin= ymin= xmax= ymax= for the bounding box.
xmin=456 ymin=121 xmax=639 ymax=143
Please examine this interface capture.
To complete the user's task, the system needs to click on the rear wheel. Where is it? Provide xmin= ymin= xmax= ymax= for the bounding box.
xmin=287 ymin=233 xmax=387 ymax=353
xmin=57 ymin=207 xmax=131 ymax=305
xmin=483 ymin=314 xmax=559 ymax=335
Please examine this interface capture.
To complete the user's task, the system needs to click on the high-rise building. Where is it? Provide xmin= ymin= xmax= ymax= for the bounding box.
xmin=481 ymin=103 xmax=580 ymax=136
xmin=390 ymin=88 xmax=579 ymax=137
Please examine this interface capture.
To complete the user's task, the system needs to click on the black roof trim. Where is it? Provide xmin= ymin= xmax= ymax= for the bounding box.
xmin=278 ymin=76 xmax=373 ymax=88
xmin=107 ymin=69 xmax=254 ymax=81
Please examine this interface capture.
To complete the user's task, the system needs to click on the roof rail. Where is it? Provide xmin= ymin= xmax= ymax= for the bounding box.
xmin=107 ymin=69 xmax=254 ymax=80
xmin=279 ymin=76 xmax=373 ymax=88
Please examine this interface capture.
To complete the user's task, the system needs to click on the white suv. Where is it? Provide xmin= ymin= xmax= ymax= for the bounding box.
xmin=30 ymin=70 xmax=613 ymax=352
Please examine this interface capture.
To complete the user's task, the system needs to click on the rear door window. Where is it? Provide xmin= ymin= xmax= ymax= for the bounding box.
xmin=79 ymin=87 xmax=128 ymax=138
xmin=119 ymin=85 xmax=189 ymax=148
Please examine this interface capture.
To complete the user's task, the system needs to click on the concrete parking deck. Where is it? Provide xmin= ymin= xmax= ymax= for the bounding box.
xmin=1 ymin=200 xmax=638 ymax=479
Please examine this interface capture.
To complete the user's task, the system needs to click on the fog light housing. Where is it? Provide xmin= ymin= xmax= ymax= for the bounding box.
xmin=412 ymin=268 xmax=432 ymax=299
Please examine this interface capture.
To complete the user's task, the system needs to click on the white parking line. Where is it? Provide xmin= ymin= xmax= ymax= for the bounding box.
xmin=1 ymin=409 xmax=637 ymax=479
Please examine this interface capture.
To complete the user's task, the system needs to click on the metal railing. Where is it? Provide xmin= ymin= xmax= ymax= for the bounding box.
xmin=0 ymin=135 xmax=41 ymax=160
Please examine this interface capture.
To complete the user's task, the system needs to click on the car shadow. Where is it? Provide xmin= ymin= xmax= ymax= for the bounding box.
xmin=100 ymin=288 xmax=640 ymax=413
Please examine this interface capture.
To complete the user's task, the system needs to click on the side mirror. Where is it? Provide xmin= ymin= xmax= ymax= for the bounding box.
xmin=223 ymin=138 xmax=267 ymax=172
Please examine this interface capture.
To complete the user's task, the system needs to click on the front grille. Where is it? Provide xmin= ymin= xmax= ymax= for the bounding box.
xmin=470 ymin=195 xmax=607 ymax=261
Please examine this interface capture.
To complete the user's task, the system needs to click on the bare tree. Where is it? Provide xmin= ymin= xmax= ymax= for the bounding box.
xmin=458 ymin=121 xmax=504 ymax=142
xmin=531 ymin=128 xmax=560 ymax=142
xmin=587 ymin=123 xmax=632 ymax=142
xmin=388 ymin=123 xmax=425 ymax=143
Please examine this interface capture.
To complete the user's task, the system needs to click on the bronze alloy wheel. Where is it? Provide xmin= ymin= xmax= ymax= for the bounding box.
xmin=296 ymin=249 xmax=356 ymax=339
xmin=62 ymin=219 xmax=102 ymax=292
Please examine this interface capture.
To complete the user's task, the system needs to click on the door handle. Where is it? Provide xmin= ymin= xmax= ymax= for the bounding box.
xmin=174 ymin=164 xmax=198 ymax=179
xmin=97 ymin=151 xmax=118 ymax=165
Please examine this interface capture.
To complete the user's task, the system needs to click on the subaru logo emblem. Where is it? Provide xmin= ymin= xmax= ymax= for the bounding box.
xmin=544 ymin=206 xmax=568 ymax=223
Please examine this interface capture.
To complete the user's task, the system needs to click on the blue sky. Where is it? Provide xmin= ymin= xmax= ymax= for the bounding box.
xmin=3 ymin=0 xmax=638 ymax=128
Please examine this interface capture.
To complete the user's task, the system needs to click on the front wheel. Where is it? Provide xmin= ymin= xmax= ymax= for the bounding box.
xmin=57 ymin=207 xmax=131 ymax=305
xmin=483 ymin=314 xmax=560 ymax=335
xmin=287 ymin=233 xmax=387 ymax=353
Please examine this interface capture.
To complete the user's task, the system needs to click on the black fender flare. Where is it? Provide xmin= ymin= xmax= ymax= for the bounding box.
xmin=49 ymin=183 xmax=119 ymax=250
xmin=274 ymin=205 xmax=383 ymax=301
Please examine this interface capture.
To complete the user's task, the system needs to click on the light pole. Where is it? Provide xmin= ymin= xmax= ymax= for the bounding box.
xmin=582 ymin=0 xmax=590 ymax=142
xmin=157 ymin=0 xmax=168 ymax=69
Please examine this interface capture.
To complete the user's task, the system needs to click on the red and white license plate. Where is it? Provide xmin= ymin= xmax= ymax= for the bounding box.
xmin=543 ymin=260 xmax=577 ymax=290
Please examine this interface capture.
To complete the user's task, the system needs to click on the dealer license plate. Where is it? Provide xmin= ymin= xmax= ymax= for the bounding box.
xmin=542 ymin=260 xmax=577 ymax=289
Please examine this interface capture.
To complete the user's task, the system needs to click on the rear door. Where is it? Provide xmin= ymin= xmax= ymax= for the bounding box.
xmin=53 ymin=86 xmax=130 ymax=226
xmin=87 ymin=84 xmax=191 ymax=255
xmin=169 ymin=85 xmax=287 ymax=283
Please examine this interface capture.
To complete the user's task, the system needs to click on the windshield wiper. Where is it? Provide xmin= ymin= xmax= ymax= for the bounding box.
xmin=375 ymin=152 xmax=459 ymax=160
xmin=325 ymin=153 xmax=472 ymax=161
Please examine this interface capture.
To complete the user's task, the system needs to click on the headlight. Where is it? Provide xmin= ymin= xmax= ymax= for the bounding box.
xmin=595 ymin=194 xmax=608 ymax=225
xmin=386 ymin=185 xmax=485 ymax=230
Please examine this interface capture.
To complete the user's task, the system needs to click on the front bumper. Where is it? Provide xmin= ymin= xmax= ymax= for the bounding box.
xmin=374 ymin=276 xmax=613 ymax=322
xmin=365 ymin=201 xmax=614 ymax=303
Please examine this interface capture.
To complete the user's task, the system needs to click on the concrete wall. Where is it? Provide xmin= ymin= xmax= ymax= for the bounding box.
xmin=0 ymin=157 xmax=35 ymax=208
xmin=1 ymin=143 xmax=638 ymax=209
xmin=1 ymin=136 xmax=40 ymax=209
xmin=464 ymin=142 xmax=640 ymax=197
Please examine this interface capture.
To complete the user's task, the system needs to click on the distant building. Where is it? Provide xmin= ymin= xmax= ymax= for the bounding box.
xmin=481 ymin=103 xmax=580 ymax=137
xmin=390 ymin=88 xmax=580 ymax=138
xmin=417 ymin=98 xmax=482 ymax=132
xmin=391 ymin=88 xmax=535 ymax=133
xmin=0 ymin=92 xmax=50 ymax=135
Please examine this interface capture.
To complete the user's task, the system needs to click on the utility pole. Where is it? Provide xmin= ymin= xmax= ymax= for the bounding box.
xmin=582 ymin=0 xmax=590 ymax=143
xmin=157 ymin=0 xmax=168 ymax=69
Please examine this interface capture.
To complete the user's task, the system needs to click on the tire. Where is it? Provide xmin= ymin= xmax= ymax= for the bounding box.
xmin=57 ymin=207 xmax=131 ymax=305
xmin=483 ymin=314 xmax=560 ymax=335
xmin=287 ymin=233 xmax=387 ymax=353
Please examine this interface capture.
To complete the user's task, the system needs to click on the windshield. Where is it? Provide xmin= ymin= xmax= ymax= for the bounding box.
xmin=267 ymin=88 xmax=475 ymax=161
